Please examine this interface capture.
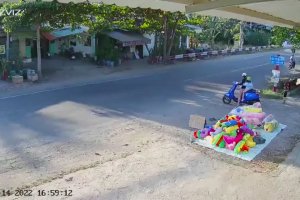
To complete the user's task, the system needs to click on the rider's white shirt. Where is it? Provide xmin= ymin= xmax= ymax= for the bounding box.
xmin=243 ymin=82 xmax=253 ymax=90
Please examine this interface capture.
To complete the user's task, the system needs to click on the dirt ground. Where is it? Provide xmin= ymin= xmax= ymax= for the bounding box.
xmin=2 ymin=114 xmax=300 ymax=200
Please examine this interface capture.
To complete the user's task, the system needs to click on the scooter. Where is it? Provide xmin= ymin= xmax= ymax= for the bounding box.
xmin=222 ymin=81 xmax=260 ymax=105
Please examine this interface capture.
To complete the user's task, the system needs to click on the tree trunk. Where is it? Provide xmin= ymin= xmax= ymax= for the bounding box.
xmin=239 ymin=21 xmax=244 ymax=49
xmin=145 ymin=43 xmax=151 ymax=56
xmin=163 ymin=14 xmax=168 ymax=60
xmin=36 ymin=24 xmax=42 ymax=78
xmin=209 ymin=29 xmax=215 ymax=49
xmin=153 ymin=32 xmax=158 ymax=53
xmin=167 ymin=15 xmax=179 ymax=57
xmin=6 ymin=32 xmax=9 ymax=60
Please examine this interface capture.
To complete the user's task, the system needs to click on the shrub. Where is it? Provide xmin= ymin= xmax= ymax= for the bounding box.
xmin=245 ymin=31 xmax=271 ymax=46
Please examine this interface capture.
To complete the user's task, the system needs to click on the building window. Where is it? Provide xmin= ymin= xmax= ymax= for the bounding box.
xmin=84 ymin=36 xmax=91 ymax=46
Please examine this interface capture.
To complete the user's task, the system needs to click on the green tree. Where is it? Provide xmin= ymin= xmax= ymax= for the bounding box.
xmin=1 ymin=1 xmax=94 ymax=77
xmin=271 ymin=26 xmax=300 ymax=48
xmin=245 ymin=31 xmax=271 ymax=46
xmin=222 ymin=19 xmax=240 ymax=46
xmin=188 ymin=15 xmax=239 ymax=49
xmin=89 ymin=5 xmax=189 ymax=59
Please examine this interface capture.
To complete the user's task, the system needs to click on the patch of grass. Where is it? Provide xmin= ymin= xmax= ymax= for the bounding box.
xmin=261 ymin=89 xmax=283 ymax=99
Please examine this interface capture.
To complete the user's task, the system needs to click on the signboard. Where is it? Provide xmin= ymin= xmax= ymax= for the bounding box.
xmin=122 ymin=40 xmax=146 ymax=47
xmin=270 ymin=55 xmax=285 ymax=65
xmin=0 ymin=45 xmax=5 ymax=54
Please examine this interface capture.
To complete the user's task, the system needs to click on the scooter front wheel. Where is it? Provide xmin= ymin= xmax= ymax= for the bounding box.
xmin=222 ymin=95 xmax=232 ymax=104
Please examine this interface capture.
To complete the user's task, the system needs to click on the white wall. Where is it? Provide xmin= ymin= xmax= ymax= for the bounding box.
xmin=143 ymin=33 xmax=155 ymax=57
xmin=73 ymin=35 xmax=95 ymax=56
xmin=186 ymin=36 xmax=190 ymax=49
xmin=142 ymin=33 xmax=191 ymax=57
xmin=55 ymin=34 xmax=96 ymax=56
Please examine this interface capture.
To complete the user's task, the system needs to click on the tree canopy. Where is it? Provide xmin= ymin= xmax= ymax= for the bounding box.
xmin=1 ymin=1 xmax=99 ymax=76
xmin=0 ymin=0 xmax=297 ymax=74
xmin=271 ymin=26 xmax=300 ymax=48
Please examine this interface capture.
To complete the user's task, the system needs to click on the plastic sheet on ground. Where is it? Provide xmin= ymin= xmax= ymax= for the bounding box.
xmin=193 ymin=123 xmax=287 ymax=161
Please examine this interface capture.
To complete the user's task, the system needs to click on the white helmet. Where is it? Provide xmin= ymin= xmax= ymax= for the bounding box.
xmin=242 ymin=73 xmax=247 ymax=77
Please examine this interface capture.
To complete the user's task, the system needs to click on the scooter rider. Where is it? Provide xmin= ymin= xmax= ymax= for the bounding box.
xmin=243 ymin=76 xmax=254 ymax=92
xmin=239 ymin=73 xmax=247 ymax=86
xmin=289 ymin=54 xmax=295 ymax=69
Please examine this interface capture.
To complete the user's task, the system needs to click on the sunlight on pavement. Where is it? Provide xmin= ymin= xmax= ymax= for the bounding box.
xmin=170 ymin=99 xmax=203 ymax=107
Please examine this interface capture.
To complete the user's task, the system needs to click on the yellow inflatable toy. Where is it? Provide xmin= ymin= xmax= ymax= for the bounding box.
xmin=246 ymin=136 xmax=256 ymax=148
xmin=224 ymin=125 xmax=238 ymax=134
xmin=244 ymin=107 xmax=263 ymax=113
xmin=227 ymin=115 xmax=238 ymax=120
xmin=264 ymin=120 xmax=278 ymax=132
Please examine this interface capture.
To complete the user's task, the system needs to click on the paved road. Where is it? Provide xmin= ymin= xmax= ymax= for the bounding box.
xmin=0 ymin=51 xmax=290 ymax=129
xmin=1 ymin=50 xmax=299 ymax=190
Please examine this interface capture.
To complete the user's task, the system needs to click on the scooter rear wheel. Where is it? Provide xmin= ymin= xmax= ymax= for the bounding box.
xmin=222 ymin=95 xmax=231 ymax=104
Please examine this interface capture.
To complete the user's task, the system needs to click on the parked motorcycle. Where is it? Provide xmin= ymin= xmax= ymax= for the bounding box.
xmin=65 ymin=47 xmax=76 ymax=60
xmin=223 ymin=81 xmax=260 ymax=105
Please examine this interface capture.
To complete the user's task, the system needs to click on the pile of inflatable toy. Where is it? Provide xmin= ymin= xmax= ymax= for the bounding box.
xmin=193 ymin=103 xmax=279 ymax=154
xmin=229 ymin=102 xmax=279 ymax=132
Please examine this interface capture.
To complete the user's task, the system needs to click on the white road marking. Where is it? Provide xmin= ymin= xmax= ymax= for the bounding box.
xmin=243 ymin=55 xmax=266 ymax=59
xmin=230 ymin=63 xmax=269 ymax=72
xmin=184 ymin=79 xmax=193 ymax=82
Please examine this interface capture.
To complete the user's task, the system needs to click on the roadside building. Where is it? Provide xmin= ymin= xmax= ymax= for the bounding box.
xmin=42 ymin=26 xmax=96 ymax=58
xmin=0 ymin=26 xmax=37 ymax=62
xmin=102 ymin=29 xmax=151 ymax=60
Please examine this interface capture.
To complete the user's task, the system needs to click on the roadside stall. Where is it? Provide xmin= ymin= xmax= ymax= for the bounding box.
xmin=192 ymin=102 xmax=286 ymax=161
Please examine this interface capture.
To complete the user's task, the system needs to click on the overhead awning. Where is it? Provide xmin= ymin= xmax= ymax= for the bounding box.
xmin=188 ymin=0 xmax=300 ymax=28
xmin=106 ymin=30 xmax=151 ymax=47
xmin=41 ymin=26 xmax=89 ymax=41
xmin=164 ymin=0 xmax=300 ymax=28
xmin=41 ymin=32 xmax=56 ymax=41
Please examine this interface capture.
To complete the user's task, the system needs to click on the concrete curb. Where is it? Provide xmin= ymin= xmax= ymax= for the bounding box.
xmin=168 ymin=46 xmax=281 ymax=62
